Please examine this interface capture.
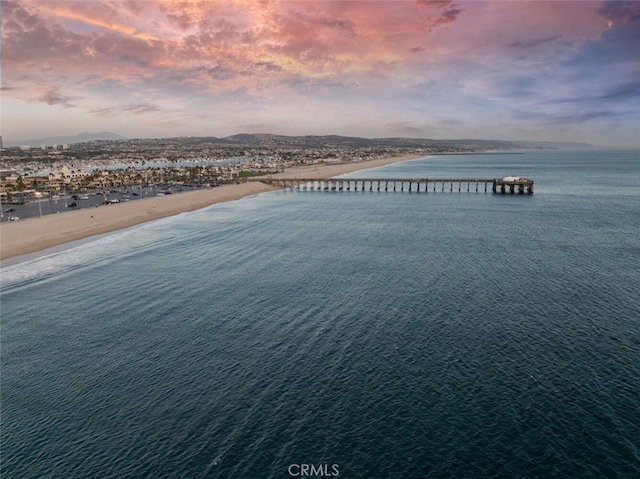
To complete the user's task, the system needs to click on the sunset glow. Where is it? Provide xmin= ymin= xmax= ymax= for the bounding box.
xmin=2 ymin=0 xmax=639 ymax=146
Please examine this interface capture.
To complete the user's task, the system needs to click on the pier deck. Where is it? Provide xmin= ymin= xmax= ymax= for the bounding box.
xmin=251 ymin=177 xmax=534 ymax=194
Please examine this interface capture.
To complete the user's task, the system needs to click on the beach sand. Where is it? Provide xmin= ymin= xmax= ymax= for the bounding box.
xmin=0 ymin=154 xmax=419 ymax=260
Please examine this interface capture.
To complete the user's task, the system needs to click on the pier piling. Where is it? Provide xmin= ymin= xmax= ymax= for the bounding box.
xmin=253 ymin=177 xmax=533 ymax=196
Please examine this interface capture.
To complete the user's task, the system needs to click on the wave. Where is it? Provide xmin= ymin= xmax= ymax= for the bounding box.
xmin=0 ymin=213 xmax=193 ymax=292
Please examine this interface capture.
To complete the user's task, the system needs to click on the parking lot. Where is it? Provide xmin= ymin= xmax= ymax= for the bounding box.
xmin=1 ymin=184 xmax=206 ymax=222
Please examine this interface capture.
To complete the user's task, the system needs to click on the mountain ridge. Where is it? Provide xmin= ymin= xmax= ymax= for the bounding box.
xmin=5 ymin=131 xmax=596 ymax=150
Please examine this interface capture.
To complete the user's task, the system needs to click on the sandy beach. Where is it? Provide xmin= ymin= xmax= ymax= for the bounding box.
xmin=0 ymin=153 xmax=419 ymax=261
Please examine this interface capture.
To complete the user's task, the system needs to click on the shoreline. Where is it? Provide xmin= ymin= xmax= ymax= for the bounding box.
xmin=0 ymin=153 xmax=420 ymax=262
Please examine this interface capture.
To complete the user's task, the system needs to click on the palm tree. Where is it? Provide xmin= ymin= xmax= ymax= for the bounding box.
xmin=15 ymin=176 xmax=26 ymax=205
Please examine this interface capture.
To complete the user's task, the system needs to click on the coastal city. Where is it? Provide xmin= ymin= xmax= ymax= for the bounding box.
xmin=0 ymin=134 xmax=571 ymax=222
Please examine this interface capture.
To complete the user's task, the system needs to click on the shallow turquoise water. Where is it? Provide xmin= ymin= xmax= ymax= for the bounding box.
xmin=2 ymin=150 xmax=639 ymax=478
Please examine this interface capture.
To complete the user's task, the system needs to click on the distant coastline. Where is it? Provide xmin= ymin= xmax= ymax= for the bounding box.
xmin=1 ymin=132 xmax=597 ymax=149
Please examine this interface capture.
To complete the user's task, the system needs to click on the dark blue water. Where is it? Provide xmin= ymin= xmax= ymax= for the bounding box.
xmin=2 ymin=150 xmax=639 ymax=478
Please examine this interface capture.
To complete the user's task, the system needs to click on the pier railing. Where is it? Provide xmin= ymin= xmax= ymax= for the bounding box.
xmin=248 ymin=177 xmax=534 ymax=194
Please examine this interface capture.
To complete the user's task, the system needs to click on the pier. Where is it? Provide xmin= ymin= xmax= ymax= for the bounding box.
xmin=252 ymin=177 xmax=534 ymax=194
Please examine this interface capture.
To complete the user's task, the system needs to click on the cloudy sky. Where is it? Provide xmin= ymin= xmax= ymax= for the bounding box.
xmin=2 ymin=0 xmax=639 ymax=146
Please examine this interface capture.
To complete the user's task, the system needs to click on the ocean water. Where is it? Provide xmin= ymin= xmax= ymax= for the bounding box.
xmin=1 ymin=150 xmax=639 ymax=478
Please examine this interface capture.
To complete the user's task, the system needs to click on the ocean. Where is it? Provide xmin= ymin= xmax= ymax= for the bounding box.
xmin=1 ymin=150 xmax=639 ymax=478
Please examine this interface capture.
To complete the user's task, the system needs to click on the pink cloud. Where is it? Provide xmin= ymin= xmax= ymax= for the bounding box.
xmin=414 ymin=0 xmax=463 ymax=28
xmin=4 ymin=0 xmax=470 ymax=95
